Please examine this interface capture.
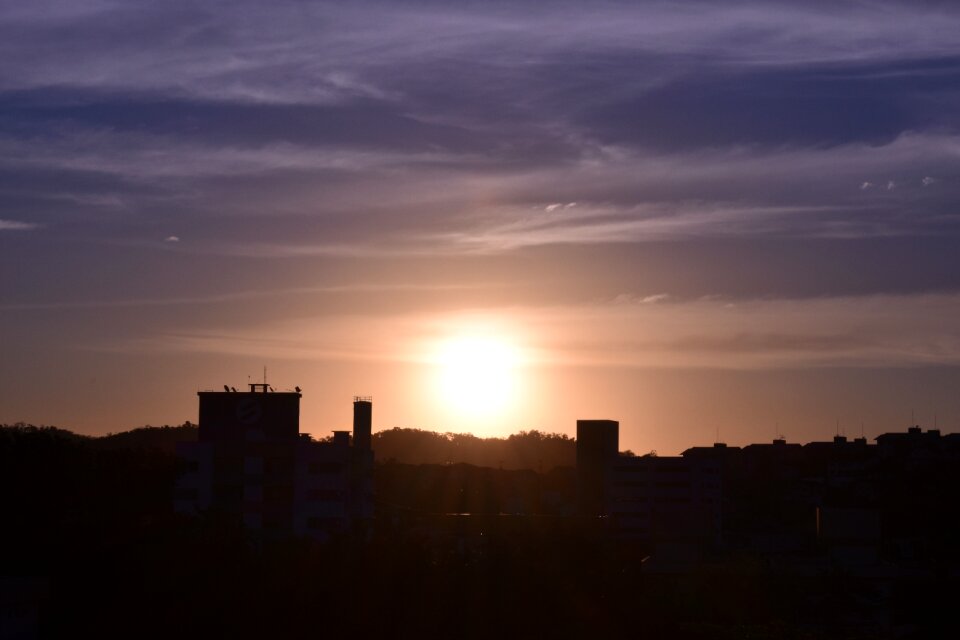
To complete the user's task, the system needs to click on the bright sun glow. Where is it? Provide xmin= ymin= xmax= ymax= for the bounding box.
xmin=433 ymin=334 xmax=522 ymax=424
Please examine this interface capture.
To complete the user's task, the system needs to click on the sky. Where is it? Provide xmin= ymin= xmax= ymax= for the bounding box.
xmin=2 ymin=0 xmax=960 ymax=454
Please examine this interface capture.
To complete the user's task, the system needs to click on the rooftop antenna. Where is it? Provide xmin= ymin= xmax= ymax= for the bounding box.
xmin=263 ymin=366 xmax=267 ymax=385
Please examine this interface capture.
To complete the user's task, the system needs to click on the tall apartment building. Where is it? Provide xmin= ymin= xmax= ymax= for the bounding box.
xmin=175 ymin=385 xmax=373 ymax=540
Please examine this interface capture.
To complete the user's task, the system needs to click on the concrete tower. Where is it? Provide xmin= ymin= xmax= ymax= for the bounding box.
xmin=576 ymin=419 xmax=619 ymax=516
xmin=353 ymin=396 xmax=372 ymax=450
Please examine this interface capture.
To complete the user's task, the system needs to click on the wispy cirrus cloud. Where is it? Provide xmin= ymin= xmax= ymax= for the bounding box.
xmin=102 ymin=292 xmax=960 ymax=371
xmin=1 ymin=2 xmax=958 ymax=259
xmin=528 ymin=292 xmax=960 ymax=370
xmin=0 ymin=219 xmax=40 ymax=231
xmin=4 ymin=2 xmax=960 ymax=101
xmin=0 ymin=132 xmax=462 ymax=180
xmin=0 ymin=281 xmax=502 ymax=312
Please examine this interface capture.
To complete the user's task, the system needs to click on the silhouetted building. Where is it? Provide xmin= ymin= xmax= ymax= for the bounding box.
xmin=816 ymin=506 xmax=881 ymax=567
xmin=577 ymin=420 xmax=722 ymax=549
xmin=576 ymin=419 xmax=618 ymax=516
xmin=611 ymin=454 xmax=721 ymax=546
xmin=176 ymin=385 xmax=374 ymax=540
xmin=682 ymin=434 xmax=884 ymax=569
xmin=876 ymin=425 xmax=960 ymax=463
xmin=353 ymin=396 xmax=372 ymax=451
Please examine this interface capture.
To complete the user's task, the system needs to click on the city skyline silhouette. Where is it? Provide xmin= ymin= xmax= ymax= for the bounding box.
xmin=3 ymin=391 xmax=957 ymax=638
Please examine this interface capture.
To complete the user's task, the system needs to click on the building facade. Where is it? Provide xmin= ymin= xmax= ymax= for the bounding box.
xmin=576 ymin=419 xmax=721 ymax=547
xmin=176 ymin=386 xmax=373 ymax=540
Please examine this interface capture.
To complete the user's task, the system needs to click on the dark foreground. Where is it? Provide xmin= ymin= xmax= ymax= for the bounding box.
xmin=1 ymin=425 xmax=956 ymax=639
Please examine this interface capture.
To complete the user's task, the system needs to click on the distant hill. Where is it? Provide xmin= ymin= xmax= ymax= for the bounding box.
xmin=371 ymin=428 xmax=576 ymax=471
xmin=96 ymin=424 xmax=198 ymax=454
xmin=0 ymin=422 xmax=186 ymax=560
xmin=0 ymin=422 xmax=198 ymax=454
xmin=1 ymin=423 xmax=576 ymax=471
xmin=0 ymin=423 xmax=89 ymax=446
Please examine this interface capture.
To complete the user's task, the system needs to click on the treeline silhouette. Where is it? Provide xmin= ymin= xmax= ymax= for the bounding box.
xmin=0 ymin=423 xmax=577 ymax=519
xmin=1 ymin=423 xmax=580 ymax=470
xmin=1 ymin=423 xmax=184 ymax=549
xmin=371 ymin=427 xmax=577 ymax=470
xmin=1 ymin=421 xmax=197 ymax=452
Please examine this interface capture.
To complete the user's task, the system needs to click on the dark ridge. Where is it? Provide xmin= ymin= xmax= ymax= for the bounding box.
xmin=371 ymin=427 xmax=576 ymax=471
xmin=95 ymin=423 xmax=198 ymax=454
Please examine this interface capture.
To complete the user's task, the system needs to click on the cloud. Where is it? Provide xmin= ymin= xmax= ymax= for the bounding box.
xmin=860 ymin=181 xmax=875 ymax=190
xmin=105 ymin=292 xmax=960 ymax=371
xmin=613 ymin=293 xmax=670 ymax=305
xmin=4 ymin=121 xmax=956 ymax=259
xmin=4 ymin=1 xmax=960 ymax=104
xmin=0 ymin=2 xmax=958 ymax=258
xmin=886 ymin=180 xmax=896 ymax=190
xmin=1 ymin=1 xmax=959 ymax=316
xmin=534 ymin=292 xmax=960 ymax=369
xmin=543 ymin=203 xmax=578 ymax=213
xmin=0 ymin=133 xmax=458 ymax=181
xmin=922 ymin=176 xmax=937 ymax=186
xmin=164 ymin=235 xmax=179 ymax=242
xmin=0 ymin=281 xmax=502 ymax=312
xmin=0 ymin=219 xmax=40 ymax=231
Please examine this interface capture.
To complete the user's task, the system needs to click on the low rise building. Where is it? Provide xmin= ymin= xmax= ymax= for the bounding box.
xmin=576 ymin=420 xmax=721 ymax=547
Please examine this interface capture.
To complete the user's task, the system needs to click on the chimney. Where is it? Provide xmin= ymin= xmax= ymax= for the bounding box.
xmin=353 ymin=397 xmax=372 ymax=450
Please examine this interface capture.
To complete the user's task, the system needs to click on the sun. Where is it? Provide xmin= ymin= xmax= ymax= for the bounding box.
xmin=433 ymin=334 xmax=522 ymax=424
